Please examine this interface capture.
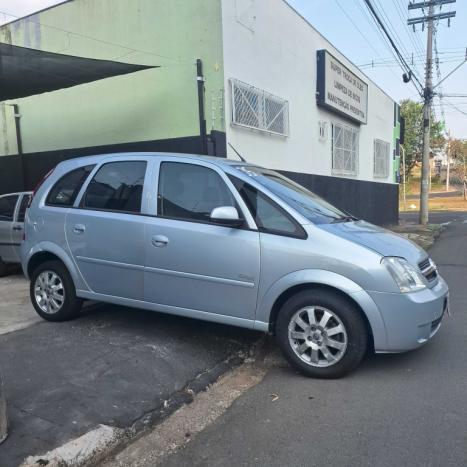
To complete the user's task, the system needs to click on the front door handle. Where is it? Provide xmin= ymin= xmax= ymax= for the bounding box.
xmin=151 ymin=235 xmax=169 ymax=248
xmin=73 ymin=224 xmax=86 ymax=234
xmin=12 ymin=225 xmax=22 ymax=231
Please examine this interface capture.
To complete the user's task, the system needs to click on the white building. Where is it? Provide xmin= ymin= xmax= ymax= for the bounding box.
xmin=0 ymin=0 xmax=401 ymax=224
xmin=222 ymin=0 xmax=401 ymax=224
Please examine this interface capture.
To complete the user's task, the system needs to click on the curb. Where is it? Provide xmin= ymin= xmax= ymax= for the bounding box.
xmin=19 ymin=341 xmax=262 ymax=467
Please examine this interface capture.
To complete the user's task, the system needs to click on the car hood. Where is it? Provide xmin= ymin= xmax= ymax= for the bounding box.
xmin=317 ymin=220 xmax=427 ymax=266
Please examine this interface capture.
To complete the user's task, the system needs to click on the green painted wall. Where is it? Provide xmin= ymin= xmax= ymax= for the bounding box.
xmin=393 ymin=104 xmax=401 ymax=183
xmin=0 ymin=0 xmax=225 ymax=156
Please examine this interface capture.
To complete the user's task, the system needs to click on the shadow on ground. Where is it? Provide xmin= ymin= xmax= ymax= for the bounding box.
xmin=0 ymin=304 xmax=259 ymax=466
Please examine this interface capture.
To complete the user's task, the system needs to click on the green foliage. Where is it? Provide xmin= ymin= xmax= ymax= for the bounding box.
xmin=450 ymin=138 xmax=467 ymax=181
xmin=400 ymin=99 xmax=446 ymax=177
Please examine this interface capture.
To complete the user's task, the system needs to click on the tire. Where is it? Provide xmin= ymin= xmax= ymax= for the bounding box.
xmin=275 ymin=289 xmax=368 ymax=379
xmin=0 ymin=258 xmax=7 ymax=278
xmin=30 ymin=260 xmax=83 ymax=322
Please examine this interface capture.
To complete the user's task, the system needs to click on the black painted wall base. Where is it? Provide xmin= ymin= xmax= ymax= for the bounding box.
xmin=0 ymin=132 xmax=227 ymax=196
xmin=0 ymin=133 xmax=398 ymax=225
xmin=281 ymin=171 xmax=399 ymax=225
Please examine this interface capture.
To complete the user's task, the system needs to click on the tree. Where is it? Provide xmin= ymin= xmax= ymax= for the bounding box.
xmin=450 ymin=138 xmax=467 ymax=181
xmin=400 ymin=99 xmax=445 ymax=178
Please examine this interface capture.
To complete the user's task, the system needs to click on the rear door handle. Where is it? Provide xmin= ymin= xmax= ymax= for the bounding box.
xmin=151 ymin=235 xmax=169 ymax=247
xmin=12 ymin=225 xmax=22 ymax=231
xmin=73 ymin=224 xmax=86 ymax=234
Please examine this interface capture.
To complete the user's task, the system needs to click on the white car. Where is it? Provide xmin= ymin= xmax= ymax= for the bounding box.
xmin=0 ymin=192 xmax=32 ymax=276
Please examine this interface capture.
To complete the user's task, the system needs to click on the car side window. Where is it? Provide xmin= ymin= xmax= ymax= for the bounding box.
xmin=158 ymin=162 xmax=237 ymax=223
xmin=0 ymin=195 xmax=19 ymax=222
xmin=229 ymin=175 xmax=306 ymax=238
xmin=82 ymin=161 xmax=147 ymax=213
xmin=17 ymin=194 xmax=31 ymax=222
xmin=46 ymin=165 xmax=95 ymax=207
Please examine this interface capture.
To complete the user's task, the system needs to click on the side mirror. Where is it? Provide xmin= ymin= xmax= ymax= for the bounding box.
xmin=210 ymin=206 xmax=244 ymax=228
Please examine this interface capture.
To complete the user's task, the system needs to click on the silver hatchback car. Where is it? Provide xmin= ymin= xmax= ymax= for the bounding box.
xmin=21 ymin=153 xmax=449 ymax=378
xmin=0 ymin=191 xmax=32 ymax=276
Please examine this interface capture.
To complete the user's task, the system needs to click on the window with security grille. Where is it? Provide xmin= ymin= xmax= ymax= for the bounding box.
xmin=230 ymin=79 xmax=289 ymax=136
xmin=332 ymin=123 xmax=359 ymax=176
xmin=374 ymin=139 xmax=390 ymax=178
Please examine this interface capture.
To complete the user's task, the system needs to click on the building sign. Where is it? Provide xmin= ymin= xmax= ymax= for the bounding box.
xmin=316 ymin=50 xmax=368 ymax=125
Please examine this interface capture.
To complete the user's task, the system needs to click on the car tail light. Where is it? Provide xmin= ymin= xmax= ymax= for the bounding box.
xmin=28 ymin=167 xmax=55 ymax=207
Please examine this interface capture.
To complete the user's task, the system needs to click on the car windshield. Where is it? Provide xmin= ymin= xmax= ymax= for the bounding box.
xmin=235 ymin=166 xmax=355 ymax=224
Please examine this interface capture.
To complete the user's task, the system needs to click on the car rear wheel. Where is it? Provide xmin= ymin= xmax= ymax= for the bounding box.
xmin=276 ymin=289 xmax=368 ymax=378
xmin=30 ymin=260 xmax=83 ymax=322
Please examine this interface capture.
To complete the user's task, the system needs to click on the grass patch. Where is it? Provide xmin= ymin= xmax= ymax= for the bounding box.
xmin=400 ymin=195 xmax=467 ymax=212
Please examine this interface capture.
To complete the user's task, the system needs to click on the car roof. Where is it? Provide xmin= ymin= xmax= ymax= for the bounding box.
xmin=54 ymin=152 xmax=258 ymax=171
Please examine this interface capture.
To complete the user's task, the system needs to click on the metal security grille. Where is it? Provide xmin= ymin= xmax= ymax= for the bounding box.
xmin=230 ymin=79 xmax=289 ymax=136
xmin=332 ymin=123 xmax=359 ymax=176
xmin=374 ymin=139 xmax=390 ymax=178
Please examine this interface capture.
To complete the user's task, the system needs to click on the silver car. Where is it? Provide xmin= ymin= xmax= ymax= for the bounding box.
xmin=21 ymin=153 xmax=449 ymax=378
xmin=0 ymin=192 xmax=32 ymax=276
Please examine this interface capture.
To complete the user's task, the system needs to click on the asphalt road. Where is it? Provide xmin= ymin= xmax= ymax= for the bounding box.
xmin=400 ymin=210 xmax=467 ymax=225
xmin=0 ymin=302 xmax=257 ymax=467
xmin=406 ymin=190 xmax=462 ymax=200
xmin=162 ymin=218 xmax=467 ymax=467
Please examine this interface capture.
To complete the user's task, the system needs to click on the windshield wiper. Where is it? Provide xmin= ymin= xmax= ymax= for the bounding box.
xmin=331 ymin=215 xmax=358 ymax=223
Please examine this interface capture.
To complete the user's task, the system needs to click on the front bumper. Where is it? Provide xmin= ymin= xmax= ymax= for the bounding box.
xmin=369 ymin=276 xmax=449 ymax=353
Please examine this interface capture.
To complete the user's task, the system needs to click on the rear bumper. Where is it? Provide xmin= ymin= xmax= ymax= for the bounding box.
xmin=369 ymin=276 xmax=449 ymax=353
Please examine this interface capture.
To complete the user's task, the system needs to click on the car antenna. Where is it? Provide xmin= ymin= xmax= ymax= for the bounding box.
xmin=228 ymin=142 xmax=247 ymax=162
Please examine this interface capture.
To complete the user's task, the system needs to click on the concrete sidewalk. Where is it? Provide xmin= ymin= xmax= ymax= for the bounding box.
xmin=0 ymin=278 xmax=258 ymax=466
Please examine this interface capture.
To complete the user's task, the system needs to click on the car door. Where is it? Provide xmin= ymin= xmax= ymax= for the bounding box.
xmin=143 ymin=159 xmax=260 ymax=322
xmin=66 ymin=159 xmax=148 ymax=300
xmin=0 ymin=194 xmax=20 ymax=263
xmin=10 ymin=193 xmax=31 ymax=262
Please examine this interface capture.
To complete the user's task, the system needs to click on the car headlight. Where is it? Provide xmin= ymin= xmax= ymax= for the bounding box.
xmin=381 ymin=257 xmax=426 ymax=293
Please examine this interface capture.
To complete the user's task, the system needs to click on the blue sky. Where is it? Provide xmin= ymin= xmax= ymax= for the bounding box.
xmin=1 ymin=0 xmax=466 ymax=137
xmin=287 ymin=0 xmax=466 ymax=138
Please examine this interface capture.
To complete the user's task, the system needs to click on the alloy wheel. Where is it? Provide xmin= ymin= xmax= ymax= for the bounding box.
xmin=288 ymin=306 xmax=348 ymax=367
xmin=34 ymin=270 xmax=66 ymax=314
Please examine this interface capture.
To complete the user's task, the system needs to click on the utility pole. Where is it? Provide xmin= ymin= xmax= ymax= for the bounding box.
xmin=408 ymin=0 xmax=456 ymax=225
xmin=446 ymin=129 xmax=450 ymax=191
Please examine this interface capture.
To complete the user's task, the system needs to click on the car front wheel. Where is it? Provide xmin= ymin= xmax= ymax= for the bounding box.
xmin=30 ymin=260 xmax=83 ymax=322
xmin=276 ymin=289 xmax=368 ymax=378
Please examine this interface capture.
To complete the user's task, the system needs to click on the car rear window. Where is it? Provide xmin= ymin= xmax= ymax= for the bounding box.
xmin=82 ymin=161 xmax=146 ymax=213
xmin=46 ymin=165 xmax=95 ymax=207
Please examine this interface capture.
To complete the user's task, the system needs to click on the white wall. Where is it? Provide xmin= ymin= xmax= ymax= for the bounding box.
xmin=221 ymin=0 xmax=396 ymax=184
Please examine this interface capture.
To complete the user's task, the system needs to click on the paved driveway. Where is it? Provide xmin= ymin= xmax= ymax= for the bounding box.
xmin=0 ymin=278 xmax=258 ymax=466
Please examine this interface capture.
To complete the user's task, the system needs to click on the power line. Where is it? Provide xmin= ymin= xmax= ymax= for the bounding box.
xmin=333 ymin=0 xmax=403 ymax=84
xmin=394 ymin=0 xmax=425 ymax=63
xmin=353 ymin=0 xmax=423 ymax=93
xmin=362 ymin=0 xmax=424 ymax=95
xmin=445 ymin=100 xmax=467 ymax=116
xmin=333 ymin=1 xmax=387 ymax=63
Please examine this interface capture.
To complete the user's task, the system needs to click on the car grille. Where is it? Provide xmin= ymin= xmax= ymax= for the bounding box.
xmin=418 ymin=258 xmax=438 ymax=282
